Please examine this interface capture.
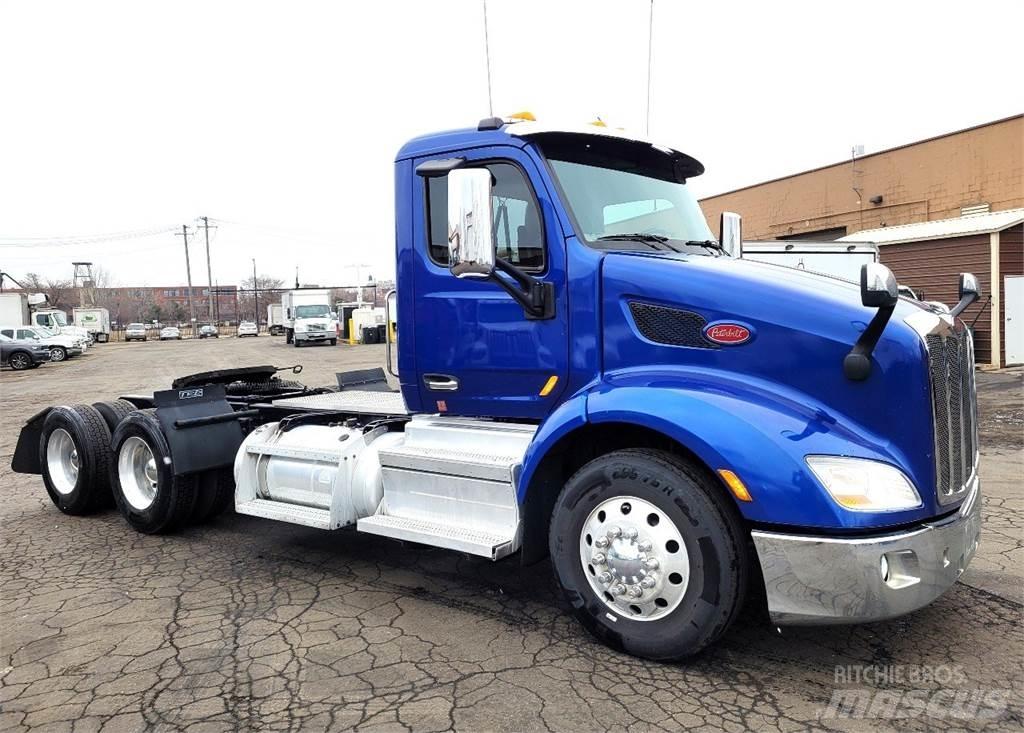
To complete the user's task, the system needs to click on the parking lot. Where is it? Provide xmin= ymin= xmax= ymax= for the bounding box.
xmin=1 ymin=338 xmax=1021 ymax=732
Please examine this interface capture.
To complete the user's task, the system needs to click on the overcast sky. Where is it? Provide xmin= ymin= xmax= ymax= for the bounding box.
xmin=1 ymin=0 xmax=1021 ymax=288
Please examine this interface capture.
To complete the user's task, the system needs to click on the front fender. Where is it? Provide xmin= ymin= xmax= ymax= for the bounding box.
xmin=579 ymin=367 xmax=931 ymax=531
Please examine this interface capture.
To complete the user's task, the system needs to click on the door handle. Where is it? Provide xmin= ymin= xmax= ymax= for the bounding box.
xmin=423 ymin=374 xmax=459 ymax=391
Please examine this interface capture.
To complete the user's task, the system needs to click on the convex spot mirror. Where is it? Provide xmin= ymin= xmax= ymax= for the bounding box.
xmin=860 ymin=262 xmax=899 ymax=308
xmin=447 ymin=168 xmax=496 ymax=278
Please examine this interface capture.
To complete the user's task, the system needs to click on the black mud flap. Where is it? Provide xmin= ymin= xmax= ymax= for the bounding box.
xmin=154 ymin=384 xmax=245 ymax=476
xmin=11 ymin=407 xmax=52 ymax=474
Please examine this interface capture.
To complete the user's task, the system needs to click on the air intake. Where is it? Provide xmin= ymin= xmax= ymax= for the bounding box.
xmin=628 ymin=302 xmax=716 ymax=348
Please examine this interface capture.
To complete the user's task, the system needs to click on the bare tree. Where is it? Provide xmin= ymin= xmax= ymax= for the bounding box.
xmin=238 ymin=275 xmax=284 ymax=323
xmin=21 ymin=272 xmax=74 ymax=311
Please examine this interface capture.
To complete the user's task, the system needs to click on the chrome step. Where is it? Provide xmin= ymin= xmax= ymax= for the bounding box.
xmin=378 ymin=444 xmax=520 ymax=482
xmin=235 ymin=498 xmax=337 ymax=530
xmin=357 ymin=515 xmax=516 ymax=560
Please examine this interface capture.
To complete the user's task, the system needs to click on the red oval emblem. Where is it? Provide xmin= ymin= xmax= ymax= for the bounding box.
xmin=704 ymin=323 xmax=751 ymax=345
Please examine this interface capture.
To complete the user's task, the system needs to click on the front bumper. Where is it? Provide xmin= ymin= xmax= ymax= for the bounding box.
xmin=295 ymin=331 xmax=329 ymax=341
xmin=751 ymin=475 xmax=981 ymax=625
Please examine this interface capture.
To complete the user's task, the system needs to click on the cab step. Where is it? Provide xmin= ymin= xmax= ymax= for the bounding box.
xmin=356 ymin=515 xmax=516 ymax=559
xmin=235 ymin=498 xmax=337 ymax=530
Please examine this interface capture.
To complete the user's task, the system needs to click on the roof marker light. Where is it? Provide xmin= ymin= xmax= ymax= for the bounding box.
xmin=508 ymin=111 xmax=536 ymax=121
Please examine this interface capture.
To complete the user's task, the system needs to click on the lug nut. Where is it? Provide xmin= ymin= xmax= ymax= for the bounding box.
xmin=624 ymin=528 xmax=638 ymax=540
xmin=607 ymin=526 xmax=622 ymax=539
xmin=592 ymin=553 xmax=607 ymax=565
xmin=610 ymin=583 xmax=626 ymax=596
xmin=637 ymin=540 xmax=652 ymax=552
xmin=641 ymin=575 xmax=657 ymax=589
xmin=628 ymin=585 xmax=643 ymax=598
xmin=598 ymin=572 xmax=613 ymax=584
xmin=643 ymin=558 xmax=660 ymax=570
xmin=595 ymin=537 xmax=609 ymax=549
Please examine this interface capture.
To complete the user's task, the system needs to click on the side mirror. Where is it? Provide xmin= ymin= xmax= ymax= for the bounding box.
xmin=958 ymin=272 xmax=981 ymax=300
xmin=447 ymin=168 xmax=495 ymax=278
xmin=719 ymin=212 xmax=742 ymax=258
xmin=950 ymin=272 xmax=982 ymax=318
xmin=860 ymin=262 xmax=898 ymax=308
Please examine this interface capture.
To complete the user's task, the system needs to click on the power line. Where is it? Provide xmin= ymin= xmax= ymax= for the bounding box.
xmin=646 ymin=0 xmax=654 ymax=136
xmin=0 ymin=224 xmax=179 ymax=247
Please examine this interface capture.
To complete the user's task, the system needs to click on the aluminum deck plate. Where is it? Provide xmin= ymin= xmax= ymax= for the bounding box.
xmin=268 ymin=390 xmax=409 ymax=415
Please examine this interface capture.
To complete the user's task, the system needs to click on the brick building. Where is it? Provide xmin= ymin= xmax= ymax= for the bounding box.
xmin=699 ymin=115 xmax=1023 ymax=367
xmin=97 ymin=285 xmax=239 ymax=324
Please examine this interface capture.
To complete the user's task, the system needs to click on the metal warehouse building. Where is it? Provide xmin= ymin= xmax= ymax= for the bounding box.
xmin=699 ymin=114 xmax=1023 ymax=367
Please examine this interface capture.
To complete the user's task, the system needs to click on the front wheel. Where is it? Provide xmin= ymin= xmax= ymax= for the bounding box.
xmin=9 ymin=352 xmax=33 ymax=370
xmin=549 ymin=449 xmax=748 ymax=661
xmin=49 ymin=346 xmax=68 ymax=362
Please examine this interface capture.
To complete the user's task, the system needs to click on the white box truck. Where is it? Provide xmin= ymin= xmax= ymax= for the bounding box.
xmin=0 ymin=292 xmax=34 ymax=325
xmin=280 ymin=289 xmax=335 ymax=347
xmin=73 ymin=307 xmax=111 ymax=343
xmin=0 ymin=293 xmax=90 ymax=348
xmin=267 ymin=303 xmax=285 ymax=336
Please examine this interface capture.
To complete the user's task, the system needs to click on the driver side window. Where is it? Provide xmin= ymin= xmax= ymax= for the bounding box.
xmin=426 ymin=161 xmax=545 ymax=271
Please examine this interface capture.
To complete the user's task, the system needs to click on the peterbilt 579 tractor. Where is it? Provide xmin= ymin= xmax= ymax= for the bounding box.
xmin=12 ymin=117 xmax=982 ymax=660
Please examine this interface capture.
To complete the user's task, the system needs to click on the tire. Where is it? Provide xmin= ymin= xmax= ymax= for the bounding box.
xmin=548 ymin=449 xmax=748 ymax=661
xmin=294 ymin=339 xmax=301 ymax=347
xmin=92 ymin=399 xmax=139 ymax=433
xmin=193 ymin=468 xmax=235 ymax=522
xmin=98 ymin=333 xmax=109 ymax=343
xmin=49 ymin=346 xmax=68 ymax=362
xmin=9 ymin=351 xmax=33 ymax=370
xmin=329 ymin=339 xmax=337 ymax=346
xmin=285 ymin=329 xmax=293 ymax=344
xmin=109 ymin=409 xmax=197 ymax=534
xmin=39 ymin=404 xmax=114 ymax=515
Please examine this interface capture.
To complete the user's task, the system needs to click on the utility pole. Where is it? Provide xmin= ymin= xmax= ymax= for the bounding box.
xmin=252 ymin=258 xmax=259 ymax=326
xmin=177 ymin=225 xmax=197 ymax=334
xmin=200 ymin=217 xmax=217 ymax=321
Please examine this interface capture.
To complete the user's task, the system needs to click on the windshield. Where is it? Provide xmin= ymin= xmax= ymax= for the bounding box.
xmin=50 ymin=312 xmax=68 ymax=326
xmin=128 ymin=323 xmax=144 ymax=329
xmin=295 ymin=304 xmax=331 ymax=318
xmin=539 ymin=136 xmax=716 ymax=254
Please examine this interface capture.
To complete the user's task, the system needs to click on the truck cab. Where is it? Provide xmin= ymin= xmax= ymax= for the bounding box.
xmin=281 ymin=289 xmax=336 ymax=346
xmin=12 ymin=117 xmax=982 ymax=661
xmin=32 ymin=309 xmax=91 ymax=347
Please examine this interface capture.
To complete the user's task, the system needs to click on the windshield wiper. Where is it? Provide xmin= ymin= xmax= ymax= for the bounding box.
xmin=595 ymin=233 xmax=676 ymax=252
xmin=682 ymin=239 xmax=725 ymax=254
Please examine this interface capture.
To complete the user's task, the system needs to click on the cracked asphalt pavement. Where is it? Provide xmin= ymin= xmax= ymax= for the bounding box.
xmin=1 ymin=340 xmax=1021 ymax=731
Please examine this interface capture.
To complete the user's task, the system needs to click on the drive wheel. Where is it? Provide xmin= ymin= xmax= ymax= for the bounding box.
xmin=39 ymin=404 xmax=114 ymax=515
xmin=49 ymin=346 xmax=68 ymax=362
xmin=110 ymin=409 xmax=197 ymax=534
xmin=193 ymin=468 xmax=235 ymax=522
xmin=549 ymin=449 xmax=748 ymax=661
xmin=92 ymin=399 xmax=139 ymax=433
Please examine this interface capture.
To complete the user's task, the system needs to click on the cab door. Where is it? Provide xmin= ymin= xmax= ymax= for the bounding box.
xmin=410 ymin=145 xmax=568 ymax=420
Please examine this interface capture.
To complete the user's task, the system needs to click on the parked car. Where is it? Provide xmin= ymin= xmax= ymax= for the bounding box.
xmin=0 ymin=326 xmax=84 ymax=362
xmin=125 ymin=323 xmax=148 ymax=342
xmin=199 ymin=324 xmax=219 ymax=338
xmin=159 ymin=326 xmax=181 ymax=341
xmin=0 ymin=333 xmax=51 ymax=370
xmin=237 ymin=321 xmax=258 ymax=337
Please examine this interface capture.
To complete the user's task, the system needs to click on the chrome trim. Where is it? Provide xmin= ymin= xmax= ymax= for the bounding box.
xmin=751 ymin=476 xmax=981 ymax=625
xmin=903 ymin=309 xmax=980 ymax=506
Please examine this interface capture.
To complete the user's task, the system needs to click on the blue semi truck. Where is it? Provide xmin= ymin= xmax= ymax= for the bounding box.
xmin=12 ymin=117 xmax=982 ymax=660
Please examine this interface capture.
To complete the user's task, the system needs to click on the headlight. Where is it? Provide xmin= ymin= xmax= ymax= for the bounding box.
xmin=806 ymin=456 xmax=921 ymax=512
xmin=294 ymin=323 xmax=307 ymax=332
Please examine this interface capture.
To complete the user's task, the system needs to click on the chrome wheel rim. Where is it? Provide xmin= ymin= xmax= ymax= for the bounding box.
xmin=579 ymin=495 xmax=690 ymax=622
xmin=50 ymin=347 xmax=65 ymax=361
xmin=118 ymin=436 xmax=158 ymax=511
xmin=46 ymin=428 xmax=79 ymax=495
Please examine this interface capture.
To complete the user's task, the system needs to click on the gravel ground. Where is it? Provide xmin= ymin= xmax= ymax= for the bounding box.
xmin=1 ymin=339 xmax=1021 ymax=732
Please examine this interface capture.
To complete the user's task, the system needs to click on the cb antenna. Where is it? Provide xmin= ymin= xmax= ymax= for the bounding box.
xmin=646 ymin=0 xmax=654 ymax=135
xmin=483 ymin=0 xmax=494 ymax=116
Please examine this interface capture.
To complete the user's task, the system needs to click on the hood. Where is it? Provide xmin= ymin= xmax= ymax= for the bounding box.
xmin=601 ymin=251 xmax=937 ymax=513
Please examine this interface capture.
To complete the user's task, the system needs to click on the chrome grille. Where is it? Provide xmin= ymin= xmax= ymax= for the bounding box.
xmin=926 ymin=327 xmax=977 ymax=504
